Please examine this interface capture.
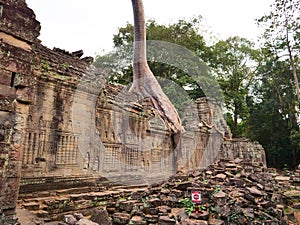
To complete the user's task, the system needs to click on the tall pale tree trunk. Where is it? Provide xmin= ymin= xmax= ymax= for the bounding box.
xmin=130 ymin=0 xmax=183 ymax=137
xmin=282 ymin=2 xmax=300 ymax=102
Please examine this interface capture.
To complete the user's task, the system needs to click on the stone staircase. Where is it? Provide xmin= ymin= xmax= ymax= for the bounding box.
xmin=18 ymin=177 xmax=148 ymax=222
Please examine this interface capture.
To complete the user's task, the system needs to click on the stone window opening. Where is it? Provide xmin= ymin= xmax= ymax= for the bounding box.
xmin=124 ymin=147 xmax=138 ymax=172
xmin=10 ymin=72 xmax=16 ymax=87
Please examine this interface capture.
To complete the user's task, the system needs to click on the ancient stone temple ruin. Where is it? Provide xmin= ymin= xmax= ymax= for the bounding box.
xmin=0 ymin=0 xmax=266 ymax=223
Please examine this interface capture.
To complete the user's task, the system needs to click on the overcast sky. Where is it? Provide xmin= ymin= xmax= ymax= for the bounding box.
xmin=26 ymin=0 xmax=274 ymax=56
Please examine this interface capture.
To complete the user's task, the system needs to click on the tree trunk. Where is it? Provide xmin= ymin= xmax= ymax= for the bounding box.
xmin=285 ymin=19 xmax=300 ymax=101
xmin=233 ymin=111 xmax=238 ymax=137
xmin=130 ymin=0 xmax=183 ymax=136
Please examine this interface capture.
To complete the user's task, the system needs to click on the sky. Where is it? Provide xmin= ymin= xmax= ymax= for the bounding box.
xmin=26 ymin=0 xmax=274 ymax=57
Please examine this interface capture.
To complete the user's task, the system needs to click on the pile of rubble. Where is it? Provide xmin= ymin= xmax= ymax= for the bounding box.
xmin=55 ymin=159 xmax=300 ymax=225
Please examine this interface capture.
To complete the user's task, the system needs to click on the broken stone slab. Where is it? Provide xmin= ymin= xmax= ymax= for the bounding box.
xmin=275 ymin=176 xmax=290 ymax=181
xmin=144 ymin=214 xmax=159 ymax=223
xmin=167 ymin=194 xmax=179 ymax=206
xmin=182 ymin=218 xmax=208 ymax=225
xmin=37 ymin=191 xmax=51 ymax=197
xmin=215 ymin=173 xmax=227 ymax=180
xmin=148 ymin=186 xmax=163 ymax=195
xmin=170 ymin=208 xmax=187 ymax=222
xmin=241 ymin=208 xmax=254 ymax=219
xmin=224 ymin=171 xmax=234 ymax=177
xmin=212 ymin=190 xmax=226 ymax=198
xmin=228 ymin=189 xmax=244 ymax=199
xmin=106 ymin=206 xmax=116 ymax=214
xmin=218 ymin=205 xmax=231 ymax=218
xmin=112 ymin=212 xmax=130 ymax=225
xmin=264 ymin=183 xmax=275 ymax=192
xmin=293 ymin=203 xmax=300 ymax=209
xmin=260 ymin=200 xmax=276 ymax=209
xmin=248 ymin=173 xmax=260 ymax=182
xmin=142 ymin=207 xmax=159 ymax=215
xmin=118 ymin=200 xmax=139 ymax=212
xmin=74 ymin=213 xmax=84 ymax=220
xmin=76 ymin=218 xmax=98 ymax=225
xmin=157 ymin=205 xmax=172 ymax=214
xmin=229 ymin=177 xmax=246 ymax=188
xmin=266 ymin=206 xmax=281 ymax=219
xmin=36 ymin=210 xmax=49 ymax=218
xmin=205 ymin=170 xmax=213 ymax=176
xmin=174 ymin=181 xmax=193 ymax=191
xmin=90 ymin=208 xmax=112 ymax=225
xmin=146 ymin=198 xmax=162 ymax=208
xmin=130 ymin=191 xmax=146 ymax=200
xmin=64 ymin=215 xmax=77 ymax=225
xmin=257 ymin=183 xmax=264 ymax=190
xmin=224 ymin=163 xmax=237 ymax=168
xmin=255 ymin=210 xmax=280 ymax=222
xmin=208 ymin=218 xmax=224 ymax=225
xmin=129 ymin=215 xmax=147 ymax=225
xmin=233 ymin=158 xmax=244 ymax=164
xmin=244 ymin=192 xmax=256 ymax=203
xmin=283 ymin=190 xmax=300 ymax=200
xmin=246 ymin=187 xmax=265 ymax=196
xmin=22 ymin=202 xmax=40 ymax=211
xmin=160 ymin=188 xmax=171 ymax=195
xmin=170 ymin=189 xmax=184 ymax=199
xmin=158 ymin=215 xmax=176 ymax=225
xmin=189 ymin=210 xmax=209 ymax=220
xmin=236 ymin=216 xmax=248 ymax=225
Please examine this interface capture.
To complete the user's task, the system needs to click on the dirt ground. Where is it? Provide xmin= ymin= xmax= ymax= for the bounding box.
xmin=16 ymin=206 xmax=42 ymax=225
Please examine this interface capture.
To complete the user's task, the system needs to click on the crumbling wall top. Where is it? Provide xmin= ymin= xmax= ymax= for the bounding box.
xmin=0 ymin=0 xmax=40 ymax=43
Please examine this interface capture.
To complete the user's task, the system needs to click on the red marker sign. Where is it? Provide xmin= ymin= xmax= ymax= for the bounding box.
xmin=191 ymin=191 xmax=201 ymax=203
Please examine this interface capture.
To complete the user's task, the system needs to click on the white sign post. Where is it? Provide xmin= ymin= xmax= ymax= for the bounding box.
xmin=191 ymin=190 xmax=201 ymax=213
xmin=191 ymin=190 xmax=201 ymax=203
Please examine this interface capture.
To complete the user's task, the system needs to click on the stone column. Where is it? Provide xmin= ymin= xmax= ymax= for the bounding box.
xmin=0 ymin=113 xmax=11 ymax=223
xmin=1 ymin=100 xmax=28 ymax=223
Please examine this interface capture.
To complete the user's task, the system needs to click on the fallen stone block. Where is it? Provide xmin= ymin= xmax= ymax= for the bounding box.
xmin=64 ymin=214 xmax=77 ymax=225
xmin=112 ymin=212 xmax=130 ymax=225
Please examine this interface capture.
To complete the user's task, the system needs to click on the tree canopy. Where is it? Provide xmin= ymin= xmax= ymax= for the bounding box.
xmin=95 ymin=18 xmax=208 ymax=99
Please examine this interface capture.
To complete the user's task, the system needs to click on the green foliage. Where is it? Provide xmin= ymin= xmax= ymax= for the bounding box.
xmin=113 ymin=17 xmax=207 ymax=54
xmin=247 ymin=49 xmax=299 ymax=168
xmin=210 ymin=185 xmax=221 ymax=197
xmin=141 ymin=197 xmax=149 ymax=207
xmin=201 ymin=179 xmax=208 ymax=184
xmin=94 ymin=17 xmax=221 ymax=117
xmin=180 ymin=198 xmax=196 ymax=216
xmin=290 ymin=130 xmax=300 ymax=149
xmin=243 ymin=0 xmax=300 ymax=168
xmin=92 ymin=201 xmax=107 ymax=208
xmin=180 ymin=197 xmax=207 ymax=216
xmin=94 ymin=17 xmax=211 ymax=101
xmin=209 ymin=36 xmax=260 ymax=137
xmin=257 ymin=0 xmax=300 ymax=58
xmin=41 ymin=62 xmax=51 ymax=72
xmin=59 ymin=62 xmax=69 ymax=70
xmin=229 ymin=209 xmax=241 ymax=223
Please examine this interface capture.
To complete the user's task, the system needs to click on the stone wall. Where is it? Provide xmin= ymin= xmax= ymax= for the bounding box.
xmin=0 ymin=0 xmax=40 ymax=222
xmin=0 ymin=0 xmax=266 ymax=223
xmin=219 ymin=138 xmax=266 ymax=165
xmin=95 ymin=84 xmax=175 ymax=183
xmin=20 ymin=44 xmax=96 ymax=179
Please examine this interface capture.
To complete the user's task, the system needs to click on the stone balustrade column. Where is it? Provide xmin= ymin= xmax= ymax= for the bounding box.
xmin=2 ymin=101 xmax=29 ymax=223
